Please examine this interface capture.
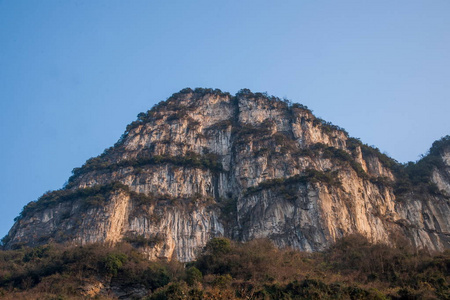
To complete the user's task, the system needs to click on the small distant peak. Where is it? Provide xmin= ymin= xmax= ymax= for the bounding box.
xmin=429 ymin=135 xmax=450 ymax=156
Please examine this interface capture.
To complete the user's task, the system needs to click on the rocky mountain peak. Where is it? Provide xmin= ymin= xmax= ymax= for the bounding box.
xmin=3 ymin=88 xmax=449 ymax=261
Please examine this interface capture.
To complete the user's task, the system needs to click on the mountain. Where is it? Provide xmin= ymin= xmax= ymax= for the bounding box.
xmin=3 ymin=88 xmax=450 ymax=261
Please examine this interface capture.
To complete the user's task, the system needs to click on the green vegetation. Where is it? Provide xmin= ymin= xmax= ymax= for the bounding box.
xmin=217 ymin=197 xmax=237 ymax=224
xmin=313 ymin=117 xmax=349 ymax=136
xmin=0 ymin=236 xmax=447 ymax=299
xmin=398 ymin=136 xmax=450 ymax=195
xmin=272 ymin=131 xmax=298 ymax=153
xmin=69 ymin=152 xmax=224 ymax=184
xmin=205 ymin=119 xmax=233 ymax=132
xmin=232 ymin=120 xmax=299 ymax=155
xmin=346 ymin=135 xmax=450 ymax=197
xmin=306 ymin=143 xmax=368 ymax=178
xmin=236 ymin=89 xmax=323 ymax=123
xmin=370 ymin=135 xmax=450 ymax=196
xmin=346 ymin=137 xmax=398 ymax=170
xmin=191 ymin=87 xmax=231 ymax=98
xmin=0 ymin=242 xmax=176 ymax=299
xmin=185 ymin=266 xmax=203 ymax=286
xmin=102 ymin=252 xmax=128 ymax=276
xmin=17 ymin=182 xmax=130 ymax=220
xmin=236 ymin=89 xmax=293 ymax=112
xmin=290 ymin=102 xmax=312 ymax=114
xmin=117 ymin=88 xmax=232 ymax=143
xmin=246 ymin=169 xmax=341 ymax=196
xmin=232 ymin=122 xmax=272 ymax=139
xmin=123 ymin=234 xmax=165 ymax=248
xmin=14 ymin=182 xmax=215 ymax=231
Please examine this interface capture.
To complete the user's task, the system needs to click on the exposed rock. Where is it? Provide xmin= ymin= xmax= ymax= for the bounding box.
xmin=78 ymin=280 xmax=104 ymax=298
xmin=4 ymin=88 xmax=450 ymax=261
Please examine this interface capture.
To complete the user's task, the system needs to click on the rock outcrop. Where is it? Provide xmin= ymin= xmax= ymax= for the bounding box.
xmin=4 ymin=88 xmax=450 ymax=261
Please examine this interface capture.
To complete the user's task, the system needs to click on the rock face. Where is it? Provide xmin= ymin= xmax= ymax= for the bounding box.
xmin=4 ymin=88 xmax=450 ymax=261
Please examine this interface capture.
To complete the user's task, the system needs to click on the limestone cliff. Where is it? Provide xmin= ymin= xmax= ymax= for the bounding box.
xmin=4 ymin=88 xmax=450 ymax=261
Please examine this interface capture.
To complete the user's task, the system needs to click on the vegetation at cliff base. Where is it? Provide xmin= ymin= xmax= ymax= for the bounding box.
xmin=0 ymin=235 xmax=448 ymax=299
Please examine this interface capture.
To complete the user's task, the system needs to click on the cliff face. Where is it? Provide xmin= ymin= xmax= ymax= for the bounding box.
xmin=4 ymin=88 xmax=450 ymax=261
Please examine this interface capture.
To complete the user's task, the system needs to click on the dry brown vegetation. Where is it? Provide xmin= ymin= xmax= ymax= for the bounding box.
xmin=0 ymin=234 xmax=448 ymax=299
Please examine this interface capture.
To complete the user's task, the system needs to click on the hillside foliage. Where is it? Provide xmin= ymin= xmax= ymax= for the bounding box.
xmin=0 ymin=235 xmax=448 ymax=299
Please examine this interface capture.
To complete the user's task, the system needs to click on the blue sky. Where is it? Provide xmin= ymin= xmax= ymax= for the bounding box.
xmin=0 ymin=0 xmax=449 ymax=238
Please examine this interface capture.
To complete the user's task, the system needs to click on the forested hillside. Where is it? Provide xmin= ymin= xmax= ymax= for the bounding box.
xmin=0 ymin=236 xmax=448 ymax=299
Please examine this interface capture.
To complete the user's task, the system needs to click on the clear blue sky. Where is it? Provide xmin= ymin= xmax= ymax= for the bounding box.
xmin=0 ymin=0 xmax=449 ymax=239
